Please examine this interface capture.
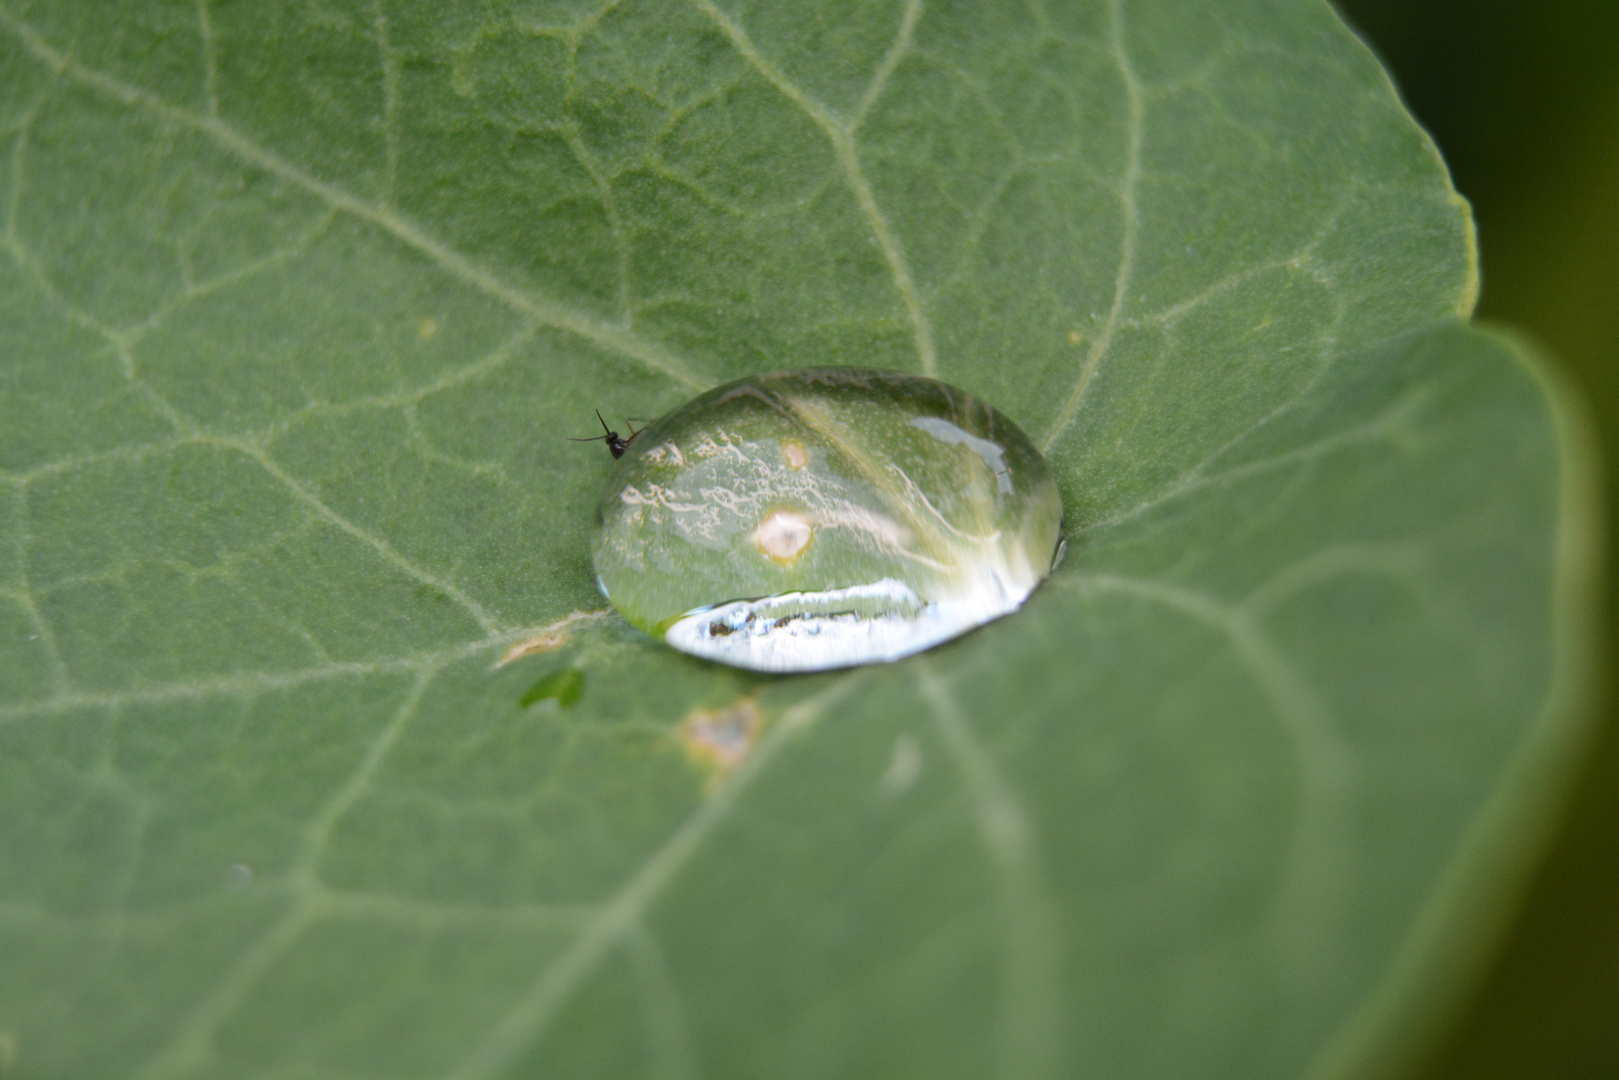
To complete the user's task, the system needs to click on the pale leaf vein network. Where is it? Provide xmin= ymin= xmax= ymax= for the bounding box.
xmin=688 ymin=0 xmax=937 ymax=376
xmin=133 ymin=668 xmax=436 ymax=1080
xmin=100 ymin=602 xmax=607 ymax=1075
xmin=1070 ymin=371 xmax=1425 ymax=540
xmin=0 ymin=311 xmax=538 ymax=489
xmin=1070 ymin=572 xmax=1356 ymax=971
xmin=0 ymin=4 xmax=703 ymax=390
xmin=443 ymin=677 xmax=860 ymax=1080
xmin=224 ymin=437 xmax=506 ymax=635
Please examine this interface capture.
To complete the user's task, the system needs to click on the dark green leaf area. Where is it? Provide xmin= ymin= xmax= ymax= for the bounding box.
xmin=0 ymin=2 xmax=1594 ymax=1080
xmin=519 ymin=668 xmax=584 ymax=709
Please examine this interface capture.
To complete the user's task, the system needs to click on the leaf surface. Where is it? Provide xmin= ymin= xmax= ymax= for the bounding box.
xmin=0 ymin=1 xmax=1597 ymax=1079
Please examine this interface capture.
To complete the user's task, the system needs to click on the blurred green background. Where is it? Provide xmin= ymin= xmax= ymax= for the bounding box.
xmin=1334 ymin=2 xmax=1619 ymax=1077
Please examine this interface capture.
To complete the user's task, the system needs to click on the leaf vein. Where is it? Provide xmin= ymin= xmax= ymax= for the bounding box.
xmin=195 ymin=0 xmax=219 ymax=119
xmin=852 ymin=0 xmax=923 ymax=131
xmin=624 ymin=923 xmax=700 ymax=1080
xmin=8 ymin=486 xmax=69 ymax=694
xmin=0 ymin=615 xmax=605 ymax=725
xmin=221 ymin=439 xmax=503 ymax=635
xmin=373 ymin=1 xmax=400 ymax=204
xmin=1039 ymin=0 xmax=1144 ymax=453
xmin=919 ymin=666 xmax=1061 ymax=1080
xmin=320 ymin=890 xmax=599 ymax=931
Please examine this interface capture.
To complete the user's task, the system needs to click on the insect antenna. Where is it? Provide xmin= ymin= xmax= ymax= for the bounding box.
xmin=567 ymin=409 xmax=616 ymax=442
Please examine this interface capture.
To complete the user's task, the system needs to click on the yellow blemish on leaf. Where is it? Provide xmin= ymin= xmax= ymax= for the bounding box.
xmin=1066 ymin=328 xmax=1084 ymax=345
xmin=498 ymin=633 xmax=566 ymax=666
xmin=680 ymin=698 xmax=761 ymax=776
xmin=781 ymin=439 xmax=808 ymax=469
xmin=418 ymin=316 xmax=438 ymax=339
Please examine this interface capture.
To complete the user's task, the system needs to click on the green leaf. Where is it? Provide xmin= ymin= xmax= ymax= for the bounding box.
xmin=0 ymin=1 xmax=1598 ymax=1078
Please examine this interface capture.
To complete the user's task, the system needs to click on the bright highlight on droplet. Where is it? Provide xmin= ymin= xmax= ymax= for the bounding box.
xmin=590 ymin=367 xmax=1063 ymax=673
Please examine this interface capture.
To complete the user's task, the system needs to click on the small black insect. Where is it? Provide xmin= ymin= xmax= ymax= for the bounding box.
xmin=568 ymin=410 xmax=641 ymax=459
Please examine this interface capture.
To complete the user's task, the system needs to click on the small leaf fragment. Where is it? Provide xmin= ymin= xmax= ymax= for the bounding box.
xmin=518 ymin=668 xmax=585 ymax=709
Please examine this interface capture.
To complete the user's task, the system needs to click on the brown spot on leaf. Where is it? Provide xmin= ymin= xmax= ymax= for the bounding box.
xmin=680 ymin=698 xmax=761 ymax=774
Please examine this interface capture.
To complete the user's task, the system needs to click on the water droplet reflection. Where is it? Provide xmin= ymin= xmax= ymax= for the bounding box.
xmin=591 ymin=368 xmax=1062 ymax=672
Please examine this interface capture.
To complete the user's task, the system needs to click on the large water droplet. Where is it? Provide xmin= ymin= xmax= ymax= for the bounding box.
xmin=591 ymin=368 xmax=1062 ymax=672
